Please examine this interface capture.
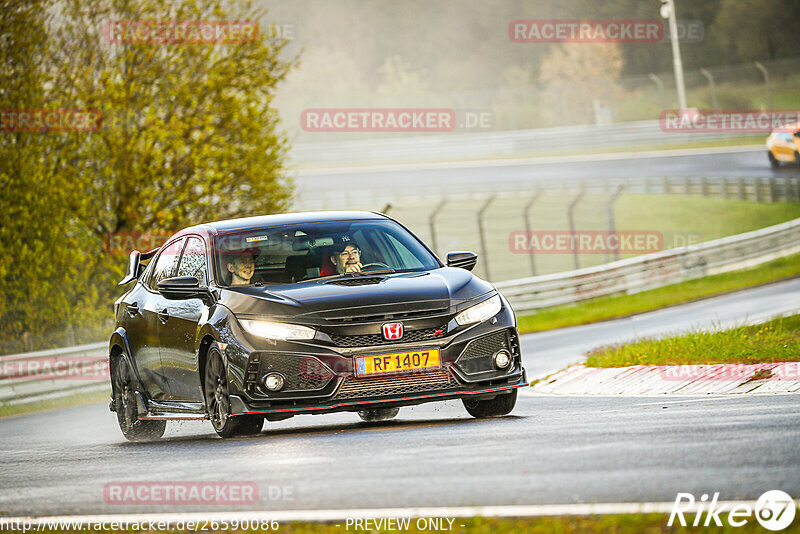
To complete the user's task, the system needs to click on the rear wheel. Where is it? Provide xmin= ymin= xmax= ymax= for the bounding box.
xmin=357 ymin=407 xmax=400 ymax=422
xmin=112 ymin=357 xmax=166 ymax=441
xmin=462 ymin=389 xmax=517 ymax=418
xmin=768 ymin=151 xmax=780 ymax=168
xmin=204 ymin=348 xmax=264 ymax=438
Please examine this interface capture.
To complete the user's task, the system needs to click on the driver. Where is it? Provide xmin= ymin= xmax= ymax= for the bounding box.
xmin=330 ymin=241 xmax=362 ymax=274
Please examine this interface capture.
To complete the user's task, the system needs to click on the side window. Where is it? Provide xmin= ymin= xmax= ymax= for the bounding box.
xmin=177 ymin=237 xmax=208 ymax=285
xmin=149 ymin=238 xmax=186 ymax=290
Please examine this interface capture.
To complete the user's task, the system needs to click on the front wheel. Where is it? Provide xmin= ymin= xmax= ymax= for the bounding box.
xmin=768 ymin=151 xmax=780 ymax=168
xmin=112 ymin=357 xmax=166 ymax=441
xmin=204 ymin=348 xmax=264 ymax=438
xmin=462 ymin=389 xmax=517 ymax=418
xmin=795 ymin=151 xmax=800 ymax=168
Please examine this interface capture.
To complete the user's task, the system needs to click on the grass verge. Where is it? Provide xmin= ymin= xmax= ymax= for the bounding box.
xmin=517 ymin=252 xmax=800 ymax=334
xmin=0 ymin=388 xmax=110 ymax=419
xmin=586 ymin=314 xmax=800 ymax=367
xmin=5 ymin=514 xmax=789 ymax=533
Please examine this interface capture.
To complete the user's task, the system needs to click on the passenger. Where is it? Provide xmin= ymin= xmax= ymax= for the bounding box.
xmin=225 ymin=249 xmax=256 ymax=285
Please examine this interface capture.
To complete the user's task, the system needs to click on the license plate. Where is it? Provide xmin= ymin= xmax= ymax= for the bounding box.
xmin=355 ymin=349 xmax=441 ymax=377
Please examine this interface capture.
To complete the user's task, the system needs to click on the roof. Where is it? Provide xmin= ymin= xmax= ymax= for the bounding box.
xmin=181 ymin=211 xmax=388 ymax=235
xmin=773 ymin=122 xmax=800 ymax=133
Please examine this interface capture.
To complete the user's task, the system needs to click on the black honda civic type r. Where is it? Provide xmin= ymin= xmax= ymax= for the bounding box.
xmin=109 ymin=211 xmax=527 ymax=440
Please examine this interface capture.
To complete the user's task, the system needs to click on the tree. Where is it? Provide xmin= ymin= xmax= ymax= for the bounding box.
xmin=538 ymin=42 xmax=624 ymax=126
xmin=0 ymin=0 xmax=296 ymax=352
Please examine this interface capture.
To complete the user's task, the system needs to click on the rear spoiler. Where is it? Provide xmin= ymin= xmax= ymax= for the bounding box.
xmin=118 ymin=248 xmax=159 ymax=286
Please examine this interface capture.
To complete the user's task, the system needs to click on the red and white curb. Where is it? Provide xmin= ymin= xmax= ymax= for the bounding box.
xmin=528 ymin=362 xmax=800 ymax=396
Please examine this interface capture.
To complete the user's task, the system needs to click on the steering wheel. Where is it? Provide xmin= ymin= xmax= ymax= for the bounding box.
xmin=360 ymin=262 xmax=391 ymax=271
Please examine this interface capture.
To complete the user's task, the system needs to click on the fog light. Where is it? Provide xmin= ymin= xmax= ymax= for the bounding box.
xmin=263 ymin=373 xmax=285 ymax=391
xmin=494 ymin=350 xmax=511 ymax=369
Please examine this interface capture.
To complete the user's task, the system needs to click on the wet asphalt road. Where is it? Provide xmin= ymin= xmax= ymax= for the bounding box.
xmin=1 ymin=280 xmax=798 ymax=517
xmin=294 ymin=148 xmax=800 ymax=205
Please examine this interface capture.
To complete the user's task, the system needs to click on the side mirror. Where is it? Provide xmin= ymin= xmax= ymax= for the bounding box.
xmin=118 ymin=251 xmax=142 ymax=286
xmin=446 ymin=251 xmax=478 ymax=271
xmin=157 ymin=276 xmax=210 ymax=301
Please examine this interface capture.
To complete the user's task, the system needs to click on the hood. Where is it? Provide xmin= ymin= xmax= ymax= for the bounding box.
xmin=219 ymin=267 xmax=494 ymax=321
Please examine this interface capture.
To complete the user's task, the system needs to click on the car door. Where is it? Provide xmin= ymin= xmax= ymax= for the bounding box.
xmin=775 ymin=133 xmax=795 ymax=160
xmin=128 ymin=238 xmax=185 ymax=400
xmin=158 ymin=235 xmax=209 ymax=401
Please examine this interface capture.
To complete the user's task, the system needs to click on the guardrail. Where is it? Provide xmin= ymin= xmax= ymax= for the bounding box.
xmin=3 ymin=217 xmax=799 ymax=405
xmin=0 ymin=342 xmax=108 ymax=405
xmin=495 ymin=217 xmax=800 ymax=312
xmin=291 ymin=120 xmax=757 ymax=167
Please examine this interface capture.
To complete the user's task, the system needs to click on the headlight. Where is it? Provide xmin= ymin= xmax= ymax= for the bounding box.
xmin=239 ymin=319 xmax=316 ymax=341
xmin=454 ymin=294 xmax=502 ymax=326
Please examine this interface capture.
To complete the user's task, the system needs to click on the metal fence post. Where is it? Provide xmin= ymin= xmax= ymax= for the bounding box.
xmin=567 ymin=186 xmax=586 ymax=271
xmin=428 ymin=199 xmax=447 ymax=255
xmin=755 ymin=178 xmax=763 ymax=202
xmin=662 ymin=177 xmax=670 ymax=194
xmin=699 ymin=68 xmax=718 ymax=110
xmin=701 ymin=177 xmax=709 ymax=197
xmin=522 ymin=188 xmax=542 ymax=277
xmin=769 ymin=178 xmax=777 ymax=203
xmin=738 ymin=178 xmax=746 ymax=201
xmin=477 ymin=195 xmax=495 ymax=281
xmin=606 ymin=185 xmax=625 ymax=263
xmin=721 ymin=177 xmax=729 ymax=200
xmin=754 ymin=62 xmax=773 ymax=111
xmin=684 ymin=177 xmax=691 ymax=195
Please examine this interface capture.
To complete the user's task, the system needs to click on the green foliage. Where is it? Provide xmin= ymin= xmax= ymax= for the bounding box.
xmin=517 ymin=252 xmax=800 ymax=334
xmin=586 ymin=314 xmax=800 ymax=367
xmin=0 ymin=0 xmax=295 ymax=354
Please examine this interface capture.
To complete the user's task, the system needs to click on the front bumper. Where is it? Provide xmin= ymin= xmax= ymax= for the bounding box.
xmin=223 ymin=304 xmax=527 ymax=416
xmin=230 ymin=367 xmax=527 ymax=416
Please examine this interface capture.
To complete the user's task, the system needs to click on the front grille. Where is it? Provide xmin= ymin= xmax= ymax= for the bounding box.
xmin=457 ymin=331 xmax=510 ymax=362
xmin=329 ymin=325 xmax=446 ymax=348
xmin=246 ymin=353 xmax=335 ymax=394
xmin=325 ymin=277 xmax=383 ymax=286
xmin=325 ymin=307 xmax=449 ymax=323
xmin=333 ymin=369 xmax=460 ymax=399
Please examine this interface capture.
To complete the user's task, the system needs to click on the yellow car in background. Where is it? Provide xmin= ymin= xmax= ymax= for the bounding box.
xmin=767 ymin=122 xmax=800 ymax=168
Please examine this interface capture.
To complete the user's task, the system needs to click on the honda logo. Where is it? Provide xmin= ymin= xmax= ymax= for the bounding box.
xmin=382 ymin=322 xmax=403 ymax=340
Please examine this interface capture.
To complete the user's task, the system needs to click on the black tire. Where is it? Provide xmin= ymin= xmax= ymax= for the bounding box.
xmin=112 ymin=357 xmax=166 ymax=441
xmin=462 ymin=389 xmax=517 ymax=418
xmin=795 ymin=151 xmax=800 ymax=168
xmin=204 ymin=348 xmax=264 ymax=438
xmin=357 ymin=407 xmax=400 ymax=422
xmin=768 ymin=151 xmax=780 ymax=169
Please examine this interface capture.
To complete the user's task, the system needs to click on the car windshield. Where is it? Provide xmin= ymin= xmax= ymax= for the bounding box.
xmin=213 ymin=219 xmax=440 ymax=286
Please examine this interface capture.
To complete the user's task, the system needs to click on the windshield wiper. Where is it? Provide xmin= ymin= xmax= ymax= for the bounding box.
xmin=312 ymin=269 xmax=396 ymax=282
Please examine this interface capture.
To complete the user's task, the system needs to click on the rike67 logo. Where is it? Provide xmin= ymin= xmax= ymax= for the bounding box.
xmin=669 ymin=490 xmax=796 ymax=531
